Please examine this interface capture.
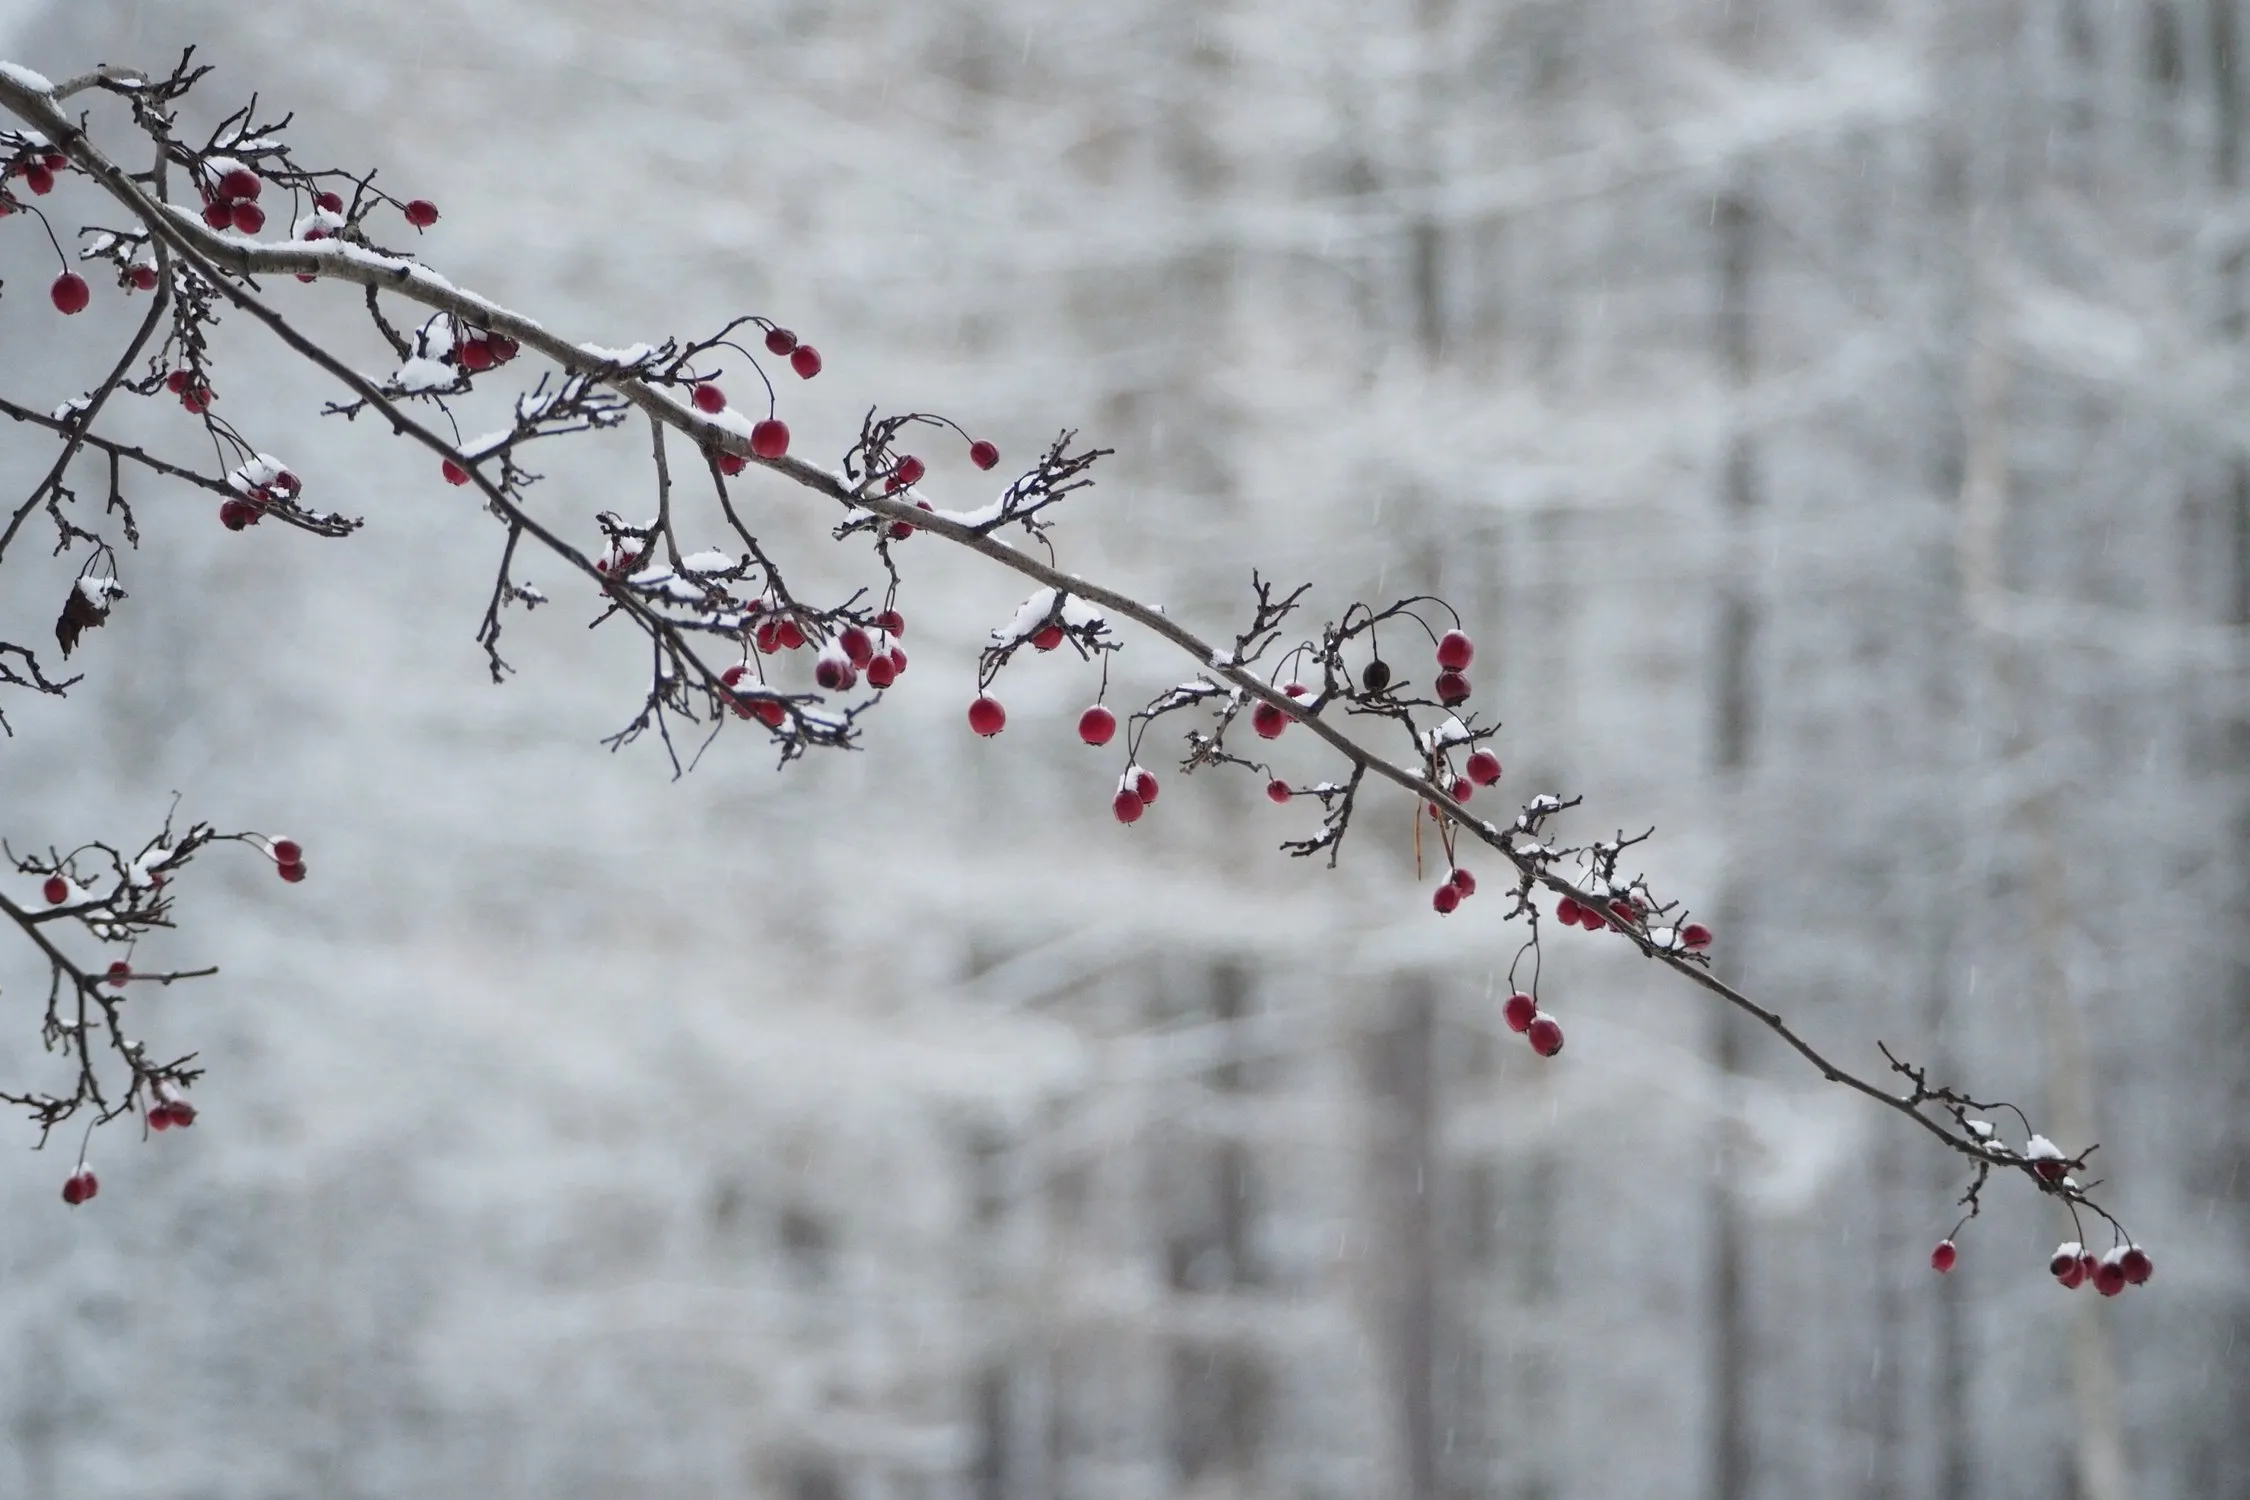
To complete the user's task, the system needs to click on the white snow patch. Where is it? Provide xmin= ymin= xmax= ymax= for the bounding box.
xmin=0 ymin=62 xmax=55 ymax=92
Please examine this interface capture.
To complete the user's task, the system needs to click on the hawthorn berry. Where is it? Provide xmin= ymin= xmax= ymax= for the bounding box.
xmin=776 ymin=619 xmax=806 ymax=651
xmin=692 ymin=382 xmax=727 ymax=414
xmin=1266 ymin=779 xmax=1291 ymax=804
xmin=1449 ymin=867 xmax=1476 ymax=897
xmin=1433 ymin=883 xmax=1461 ymax=915
xmin=61 ymin=1169 xmax=97 ymax=1205
xmin=105 ymin=961 xmax=131 ymax=987
xmin=721 ymin=664 xmax=749 ymax=688
xmin=24 ymin=163 xmax=52 ymax=195
xmin=752 ymin=699 xmax=787 ymax=728
xmin=219 ymin=499 xmax=256 ymax=530
xmin=1252 ymin=702 xmax=1288 ymax=739
xmin=1451 ymin=777 xmax=1474 ymax=802
xmin=1436 ymin=629 xmax=1475 ymax=671
xmin=968 ymin=695 xmax=1007 ymax=737
xmin=750 ymin=419 xmax=790 ymax=460
xmin=754 ymin=620 xmax=782 ymax=654
xmin=41 ymin=151 xmax=65 ymax=174
xmin=202 ymin=200 xmax=233 ymax=228
xmin=1434 ymin=671 xmax=1471 ymax=707
xmin=315 ymin=190 xmax=345 ymax=213
xmin=489 ymin=334 xmax=519 ymax=363
xmin=1032 ymin=624 xmax=1065 ymax=652
xmin=1361 ymin=659 xmax=1392 ymax=693
xmin=167 ymin=1100 xmax=197 ymax=1128
xmin=457 ymin=338 xmax=496 ymax=373
xmin=1113 ymin=789 xmax=1146 ymax=824
xmin=892 ymin=455 xmax=926 ymax=488
xmin=1078 ymin=705 xmax=1117 ymax=746
xmin=278 ymin=861 xmax=307 ymax=883
xmin=1502 ymin=993 xmax=1538 ymax=1033
xmin=764 ymin=326 xmax=798 ymax=355
xmin=148 ymin=1102 xmax=171 ymax=1130
xmin=876 ymin=609 xmax=905 ymax=637
xmin=839 ymin=626 xmax=875 ymax=667
xmin=442 ymin=459 xmax=470 ymax=486
xmin=813 ymin=657 xmax=856 ymax=692
xmin=1930 ymin=1240 xmax=1958 ymax=1274
xmin=790 ymin=345 xmax=822 ymax=379
xmin=1556 ymin=896 xmax=1582 ymax=926
xmin=50 ymin=272 xmax=90 ymax=315
xmin=1527 ymin=1015 xmax=1565 ymax=1057
xmin=403 ymin=198 xmax=440 ymax=228
xmin=718 ymin=452 xmax=747 ymax=476
xmin=1133 ymin=769 xmax=1159 ymax=803
xmin=887 ymin=646 xmax=908 ymax=675
xmin=180 ymin=384 xmax=211 ymax=414
xmin=217 ymin=167 xmax=261 ymax=201
xmin=969 ymin=439 xmax=1000 ymax=470
xmin=167 ymin=369 xmax=191 ymax=394
xmin=272 ymin=838 xmax=303 ymax=864
xmin=1465 ymin=749 xmax=1503 ymax=785
xmin=129 ymin=264 xmax=158 ymax=291
xmin=2093 ymin=1260 xmax=2127 ymax=1297
xmin=865 ymin=655 xmax=897 ymax=689
xmin=231 ymin=201 xmax=266 ymax=235
xmin=41 ymin=874 xmax=68 ymax=905
xmin=2120 ymin=1246 xmax=2153 ymax=1285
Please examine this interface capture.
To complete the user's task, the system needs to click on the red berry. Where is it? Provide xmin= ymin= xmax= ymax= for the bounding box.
xmin=1451 ymin=777 xmax=1474 ymax=801
xmin=763 ymin=326 xmax=797 ymax=355
xmin=888 ymin=646 xmax=908 ymax=675
xmin=839 ymin=626 xmax=875 ymax=667
xmin=2080 ymin=1252 xmax=2099 ymax=1281
xmin=1465 ymin=749 xmax=1502 ymax=785
xmin=49 ymin=272 xmax=89 ymax=315
xmin=865 ymin=655 xmax=897 ymax=689
xmin=42 ymin=874 xmax=68 ymax=905
xmin=272 ymin=838 xmax=302 ymax=863
xmin=968 ymin=695 xmax=1007 ymax=737
xmin=1031 ymin=624 xmax=1065 ymax=652
xmin=1078 ymin=705 xmax=1117 ymax=746
xmin=403 ymin=198 xmax=440 ymax=228
xmin=1502 ymin=993 xmax=1538 ymax=1033
xmin=24 ymin=163 xmax=53 ymax=195
xmin=2034 ymin=1159 xmax=2067 ymax=1184
xmin=315 ymin=190 xmax=344 ymax=213
xmin=180 ymin=384 xmax=211 ymax=414
xmin=1133 ymin=769 xmax=1159 ymax=803
xmin=893 ymin=455 xmax=926 ymax=487
xmin=1449 ymin=867 xmax=1476 ymax=896
xmin=776 ymin=618 xmax=806 ymax=651
xmin=1434 ymin=671 xmax=1471 ymax=707
xmin=2049 ymin=1247 xmax=2080 ymax=1279
xmin=1680 ymin=922 xmax=1714 ymax=951
xmin=166 ymin=369 xmax=191 ymax=394
xmin=1252 ymin=702 xmax=1288 ymax=739
xmin=2057 ymin=1259 xmax=2087 ymax=1290
xmin=692 ymin=382 xmax=726 ymax=413
xmin=750 ymin=420 xmax=790 ymax=460
xmin=1930 ymin=1240 xmax=1958 ymax=1273
xmin=753 ymin=619 xmax=781 ymax=654
xmin=442 ymin=459 xmax=470 ymax=486
xmin=457 ymin=338 xmax=495 ymax=373
xmin=718 ymin=452 xmax=747 ymax=476
xmin=2120 ymin=1246 xmax=2152 ymax=1285
xmin=814 ymin=657 xmax=855 ymax=692
xmin=2093 ymin=1261 xmax=2127 ymax=1297
xmin=201 ymin=199 xmax=232 ymax=228
xmin=61 ymin=1170 xmax=96 ymax=1205
xmin=231 ymin=200 xmax=266 ymax=234
xmin=129 ymin=264 xmax=158 ymax=291
xmin=278 ymin=861 xmax=306 ymax=883
xmin=720 ymin=664 xmax=749 ymax=687
xmin=148 ymin=1103 xmax=172 ymax=1130
xmin=752 ymin=699 xmax=787 ymax=728
xmin=217 ymin=167 xmax=261 ymax=201
xmin=1266 ymin=779 xmax=1291 ymax=804
xmin=877 ymin=609 xmax=905 ymax=637
xmin=969 ymin=439 xmax=1000 ymax=470
xmin=1433 ymin=883 xmax=1461 ymax=915
xmin=219 ymin=499 xmax=253 ymax=530
xmin=42 ymin=151 xmax=67 ymax=174
xmin=790 ymin=345 xmax=822 ymax=379
xmin=1113 ymin=789 xmax=1146 ymax=824
xmin=1527 ymin=1015 xmax=1565 ymax=1057
xmin=489 ymin=335 xmax=519 ymax=363
xmin=1436 ymin=629 xmax=1475 ymax=671
xmin=1556 ymin=897 xmax=1581 ymax=927
xmin=105 ymin=960 xmax=131 ymax=987
xmin=167 ymin=1100 xmax=196 ymax=1128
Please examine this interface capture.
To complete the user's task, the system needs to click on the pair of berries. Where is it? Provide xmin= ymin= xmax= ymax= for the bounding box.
xmin=1432 ymin=867 xmax=1477 ymax=914
xmin=457 ymin=332 xmax=520 ymax=372
xmin=163 ymin=368 xmax=214 ymax=412
xmin=270 ymin=837 xmax=306 ymax=884
xmin=1112 ymin=767 xmax=1161 ymax=824
xmin=1433 ymin=629 xmax=1475 ymax=707
xmin=148 ymin=1097 xmax=197 ymax=1130
xmin=757 ymin=327 xmax=826 ymax=378
xmin=1501 ymin=991 xmax=1565 ymax=1057
xmin=2047 ymin=1242 xmax=2153 ymax=1295
xmin=61 ymin=1168 xmax=98 ymax=1205
xmin=16 ymin=150 xmax=66 ymax=196
xmin=718 ymin=665 xmax=790 ymax=726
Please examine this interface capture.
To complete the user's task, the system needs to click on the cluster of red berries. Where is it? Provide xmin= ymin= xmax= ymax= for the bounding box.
xmin=1111 ymin=765 xmax=1161 ymax=824
xmin=877 ymin=438 xmax=998 ymax=539
xmin=2043 ymin=1241 xmax=2153 ymax=1295
xmin=1501 ymin=991 xmax=1565 ymax=1057
xmin=13 ymin=148 xmax=66 ymax=196
xmin=1251 ymin=682 xmax=1312 ymax=739
xmin=200 ymin=165 xmax=269 ymax=234
xmin=1432 ymin=866 xmax=1477 ymax=914
xmin=165 ymin=367 xmax=214 ymax=414
xmin=219 ymin=468 xmax=303 ymax=531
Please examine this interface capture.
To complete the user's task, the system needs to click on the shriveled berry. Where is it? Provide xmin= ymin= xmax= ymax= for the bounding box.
xmin=969 ymin=439 xmax=1000 ymax=470
xmin=1436 ymin=629 xmax=1475 ymax=670
xmin=968 ymin=695 xmax=1007 ymax=737
xmin=750 ymin=419 xmax=790 ymax=460
xmin=231 ymin=200 xmax=266 ymax=234
xmin=1433 ymin=883 xmax=1461 ymax=915
xmin=1930 ymin=1240 xmax=1958 ymax=1273
xmin=1252 ymin=702 xmax=1288 ymax=739
xmin=1361 ymin=659 xmax=1392 ymax=693
xmin=42 ymin=874 xmax=68 ymax=905
xmin=790 ymin=345 xmax=822 ymax=379
xmin=218 ymin=167 xmax=262 ymax=201
xmin=1502 ymin=993 xmax=1538 ymax=1033
xmin=1449 ymin=867 xmax=1476 ymax=896
xmin=106 ymin=961 xmax=131 ymax=987
xmin=1113 ymin=789 xmax=1145 ymax=824
xmin=692 ymin=382 xmax=726 ymax=413
xmin=1031 ymin=624 xmax=1065 ymax=652
xmin=403 ymin=198 xmax=440 ymax=227
xmin=271 ymin=838 xmax=302 ymax=863
xmin=61 ymin=1170 xmax=97 ymax=1205
xmin=763 ymin=326 xmax=797 ymax=355
xmin=865 ymin=655 xmax=897 ymax=689
xmin=1434 ymin=671 xmax=1471 ymax=707
xmin=1527 ymin=1015 xmax=1565 ymax=1057
xmin=1465 ymin=749 xmax=1502 ymax=785
xmin=1078 ymin=705 xmax=1117 ymax=746
xmin=49 ymin=272 xmax=90 ymax=315
xmin=442 ymin=459 xmax=470 ymax=486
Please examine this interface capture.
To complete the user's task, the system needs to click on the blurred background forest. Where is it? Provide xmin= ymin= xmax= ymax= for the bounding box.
xmin=0 ymin=0 xmax=2244 ymax=1496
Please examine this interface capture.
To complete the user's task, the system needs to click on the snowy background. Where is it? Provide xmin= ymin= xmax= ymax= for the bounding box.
xmin=0 ymin=1 xmax=2245 ymax=1497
